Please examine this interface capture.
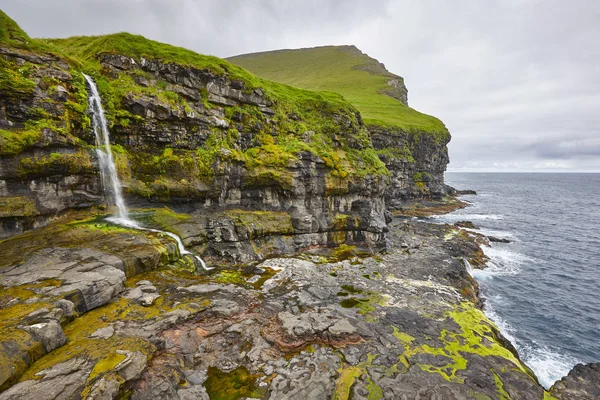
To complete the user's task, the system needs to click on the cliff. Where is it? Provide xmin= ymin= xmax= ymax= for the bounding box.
xmin=0 ymin=11 xmax=393 ymax=262
xmin=228 ymin=46 xmax=452 ymax=208
xmin=0 ymin=11 xmax=594 ymax=399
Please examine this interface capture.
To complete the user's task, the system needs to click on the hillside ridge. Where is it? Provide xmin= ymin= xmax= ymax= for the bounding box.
xmin=228 ymin=44 xmax=447 ymax=135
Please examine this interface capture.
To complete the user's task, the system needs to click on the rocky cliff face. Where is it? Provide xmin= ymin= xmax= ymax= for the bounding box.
xmin=0 ymin=29 xmax=390 ymax=262
xmin=370 ymin=124 xmax=450 ymax=208
xmin=228 ymin=45 xmax=453 ymax=210
xmin=0 ymin=45 xmax=103 ymax=237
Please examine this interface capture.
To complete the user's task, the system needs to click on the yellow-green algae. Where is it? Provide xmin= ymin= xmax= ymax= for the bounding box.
xmin=493 ymin=372 xmax=511 ymax=400
xmin=332 ymin=354 xmax=379 ymax=400
xmin=0 ymin=196 xmax=39 ymax=218
xmin=18 ymin=288 xmax=209 ymax=389
xmin=390 ymin=302 xmax=536 ymax=384
xmin=204 ymin=366 xmax=266 ymax=400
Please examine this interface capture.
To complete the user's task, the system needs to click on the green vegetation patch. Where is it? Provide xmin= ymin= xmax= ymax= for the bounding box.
xmin=332 ymin=354 xmax=380 ymax=400
xmin=0 ymin=196 xmax=39 ymax=218
xmin=229 ymin=46 xmax=448 ymax=135
xmin=390 ymin=302 xmax=535 ymax=384
xmin=18 ymin=150 xmax=94 ymax=178
xmin=204 ymin=366 xmax=266 ymax=400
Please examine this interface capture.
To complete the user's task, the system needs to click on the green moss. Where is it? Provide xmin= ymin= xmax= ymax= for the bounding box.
xmin=332 ymin=354 xmax=378 ymax=400
xmin=204 ymin=366 xmax=266 ymax=400
xmin=0 ymin=60 xmax=36 ymax=99
xmin=18 ymin=150 xmax=94 ymax=178
xmin=365 ymin=377 xmax=384 ymax=400
xmin=333 ymin=365 xmax=362 ymax=400
xmin=341 ymin=285 xmax=362 ymax=294
xmin=390 ymin=303 xmax=535 ymax=384
xmin=493 ymin=372 xmax=512 ymax=400
xmin=413 ymin=171 xmax=432 ymax=183
xmin=0 ymin=196 xmax=39 ymax=218
xmin=89 ymin=351 xmax=127 ymax=381
xmin=0 ymin=128 xmax=42 ymax=157
xmin=376 ymin=145 xmax=415 ymax=163
xmin=214 ymin=270 xmax=247 ymax=286
xmin=392 ymin=326 xmax=415 ymax=345
xmin=340 ymin=298 xmax=361 ymax=308
xmin=225 ymin=209 xmax=294 ymax=238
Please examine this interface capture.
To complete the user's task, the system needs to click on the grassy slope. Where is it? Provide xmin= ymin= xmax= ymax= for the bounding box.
xmin=46 ymin=33 xmax=354 ymax=114
xmin=0 ymin=10 xmax=389 ymax=181
xmin=229 ymin=46 xmax=448 ymax=135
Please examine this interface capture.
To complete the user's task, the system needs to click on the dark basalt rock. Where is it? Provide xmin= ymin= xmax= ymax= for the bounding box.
xmin=488 ymin=236 xmax=511 ymax=243
xmin=455 ymin=220 xmax=479 ymax=229
xmin=551 ymin=363 xmax=600 ymax=400
xmin=0 ymin=218 xmax=551 ymax=399
xmin=457 ymin=189 xmax=477 ymax=195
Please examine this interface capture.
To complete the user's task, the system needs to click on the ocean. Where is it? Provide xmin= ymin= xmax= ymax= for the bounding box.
xmin=433 ymin=173 xmax=600 ymax=389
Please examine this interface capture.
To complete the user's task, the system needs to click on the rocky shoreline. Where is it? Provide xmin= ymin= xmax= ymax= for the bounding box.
xmin=1 ymin=200 xmax=590 ymax=399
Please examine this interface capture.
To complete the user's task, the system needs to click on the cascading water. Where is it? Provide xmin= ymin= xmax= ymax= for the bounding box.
xmin=83 ymin=73 xmax=211 ymax=270
xmin=84 ymin=74 xmax=128 ymax=220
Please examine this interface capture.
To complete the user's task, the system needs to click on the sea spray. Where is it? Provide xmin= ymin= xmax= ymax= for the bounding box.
xmin=84 ymin=74 xmax=211 ymax=270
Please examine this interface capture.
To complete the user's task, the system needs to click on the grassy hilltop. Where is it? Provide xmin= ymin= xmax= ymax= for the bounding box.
xmin=228 ymin=45 xmax=448 ymax=135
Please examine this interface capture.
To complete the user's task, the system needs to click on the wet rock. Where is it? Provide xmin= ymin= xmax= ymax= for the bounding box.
xmin=488 ymin=236 xmax=511 ymax=243
xmin=139 ymin=293 xmax=161 ymax=306
xmin=1 ymin=248 xmax=126 ymax=313
xmin=457 ymin=189 xmax=477 ymax=195
xmin=455 ymin=220 xmax=479 ymax=229
xmin=87 ymin=378 xmax=121 ymax=400
xmin=177 ymin=284 xmax=225 ymax=295
xmin=328 ymin=319 xmax=357 ymax=336
xmin=139 ymin=284 xmax=157 ymax=293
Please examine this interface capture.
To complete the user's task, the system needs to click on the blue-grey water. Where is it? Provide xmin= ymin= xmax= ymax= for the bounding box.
xmin=434 ymin=173 xmax=600 ymax=389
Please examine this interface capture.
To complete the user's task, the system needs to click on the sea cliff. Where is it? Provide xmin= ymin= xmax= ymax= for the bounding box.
xmin=0 ymin=10 xmax=591 ymax=400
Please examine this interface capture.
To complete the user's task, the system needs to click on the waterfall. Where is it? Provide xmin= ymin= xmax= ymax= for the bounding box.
xmin=84 ymin=73 xmax=211 ymax=271
xmin=84 ymin=74 xmax=129 ymax=220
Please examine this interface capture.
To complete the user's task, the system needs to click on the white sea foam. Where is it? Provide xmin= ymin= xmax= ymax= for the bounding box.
xmin=478 ymin=246 xmax=536 ymax=277
xmin=470 ymin=227 xmax=516 ymax=239
xmin=481 ymin=301 xmax=578 ymax=389
xmin=431 ymin=213 xmax=504 ymax=222
xmin=521 ymin=345 xmax=581 ymax=389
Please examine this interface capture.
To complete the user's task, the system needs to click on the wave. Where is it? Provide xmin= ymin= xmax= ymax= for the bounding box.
xmin=521 ymin=345 xmax=581 ymax=389
xmin=474 ymin=246 xmax=535 ymax=278
xmin=461 ymin=227 xmax=517 ymax=240
xmin=482 ymin=300 xmax=579 ymax=389
xmin=430 ymin=213 xmax=504 ymax=221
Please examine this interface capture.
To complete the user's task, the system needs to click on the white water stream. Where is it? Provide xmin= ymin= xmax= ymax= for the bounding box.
xmin=84 ymin=74 xmax=211 ymax=270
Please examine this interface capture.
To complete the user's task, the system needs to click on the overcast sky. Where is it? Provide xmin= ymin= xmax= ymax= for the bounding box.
xmin=3 ymin=0 xmax=599 ymax=171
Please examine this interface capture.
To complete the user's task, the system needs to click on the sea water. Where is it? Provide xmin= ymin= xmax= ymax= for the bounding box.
xmin=436 ymin=172 xmax=600 ymax=388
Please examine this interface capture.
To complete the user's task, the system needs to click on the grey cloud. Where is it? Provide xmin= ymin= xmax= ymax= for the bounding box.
xmin=2 ymin=0 xmax=599 ymax=171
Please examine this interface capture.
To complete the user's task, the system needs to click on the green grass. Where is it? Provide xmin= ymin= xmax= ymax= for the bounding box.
xmin=228 ymin=46 xmax=448 ymax=135
xmin=46 ymin=33 xmax=351 ymax=110
xmin=0 ymin=10 xmax=66 ymax=54
xmin=0 ymin=10 xmax=30 ymax=47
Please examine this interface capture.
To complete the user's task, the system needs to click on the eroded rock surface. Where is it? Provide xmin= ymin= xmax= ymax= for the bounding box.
xmin=0 ymin=218 xmax=564 ymax=399
xmin=550 ymin=363 xmax=600 ymax=400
